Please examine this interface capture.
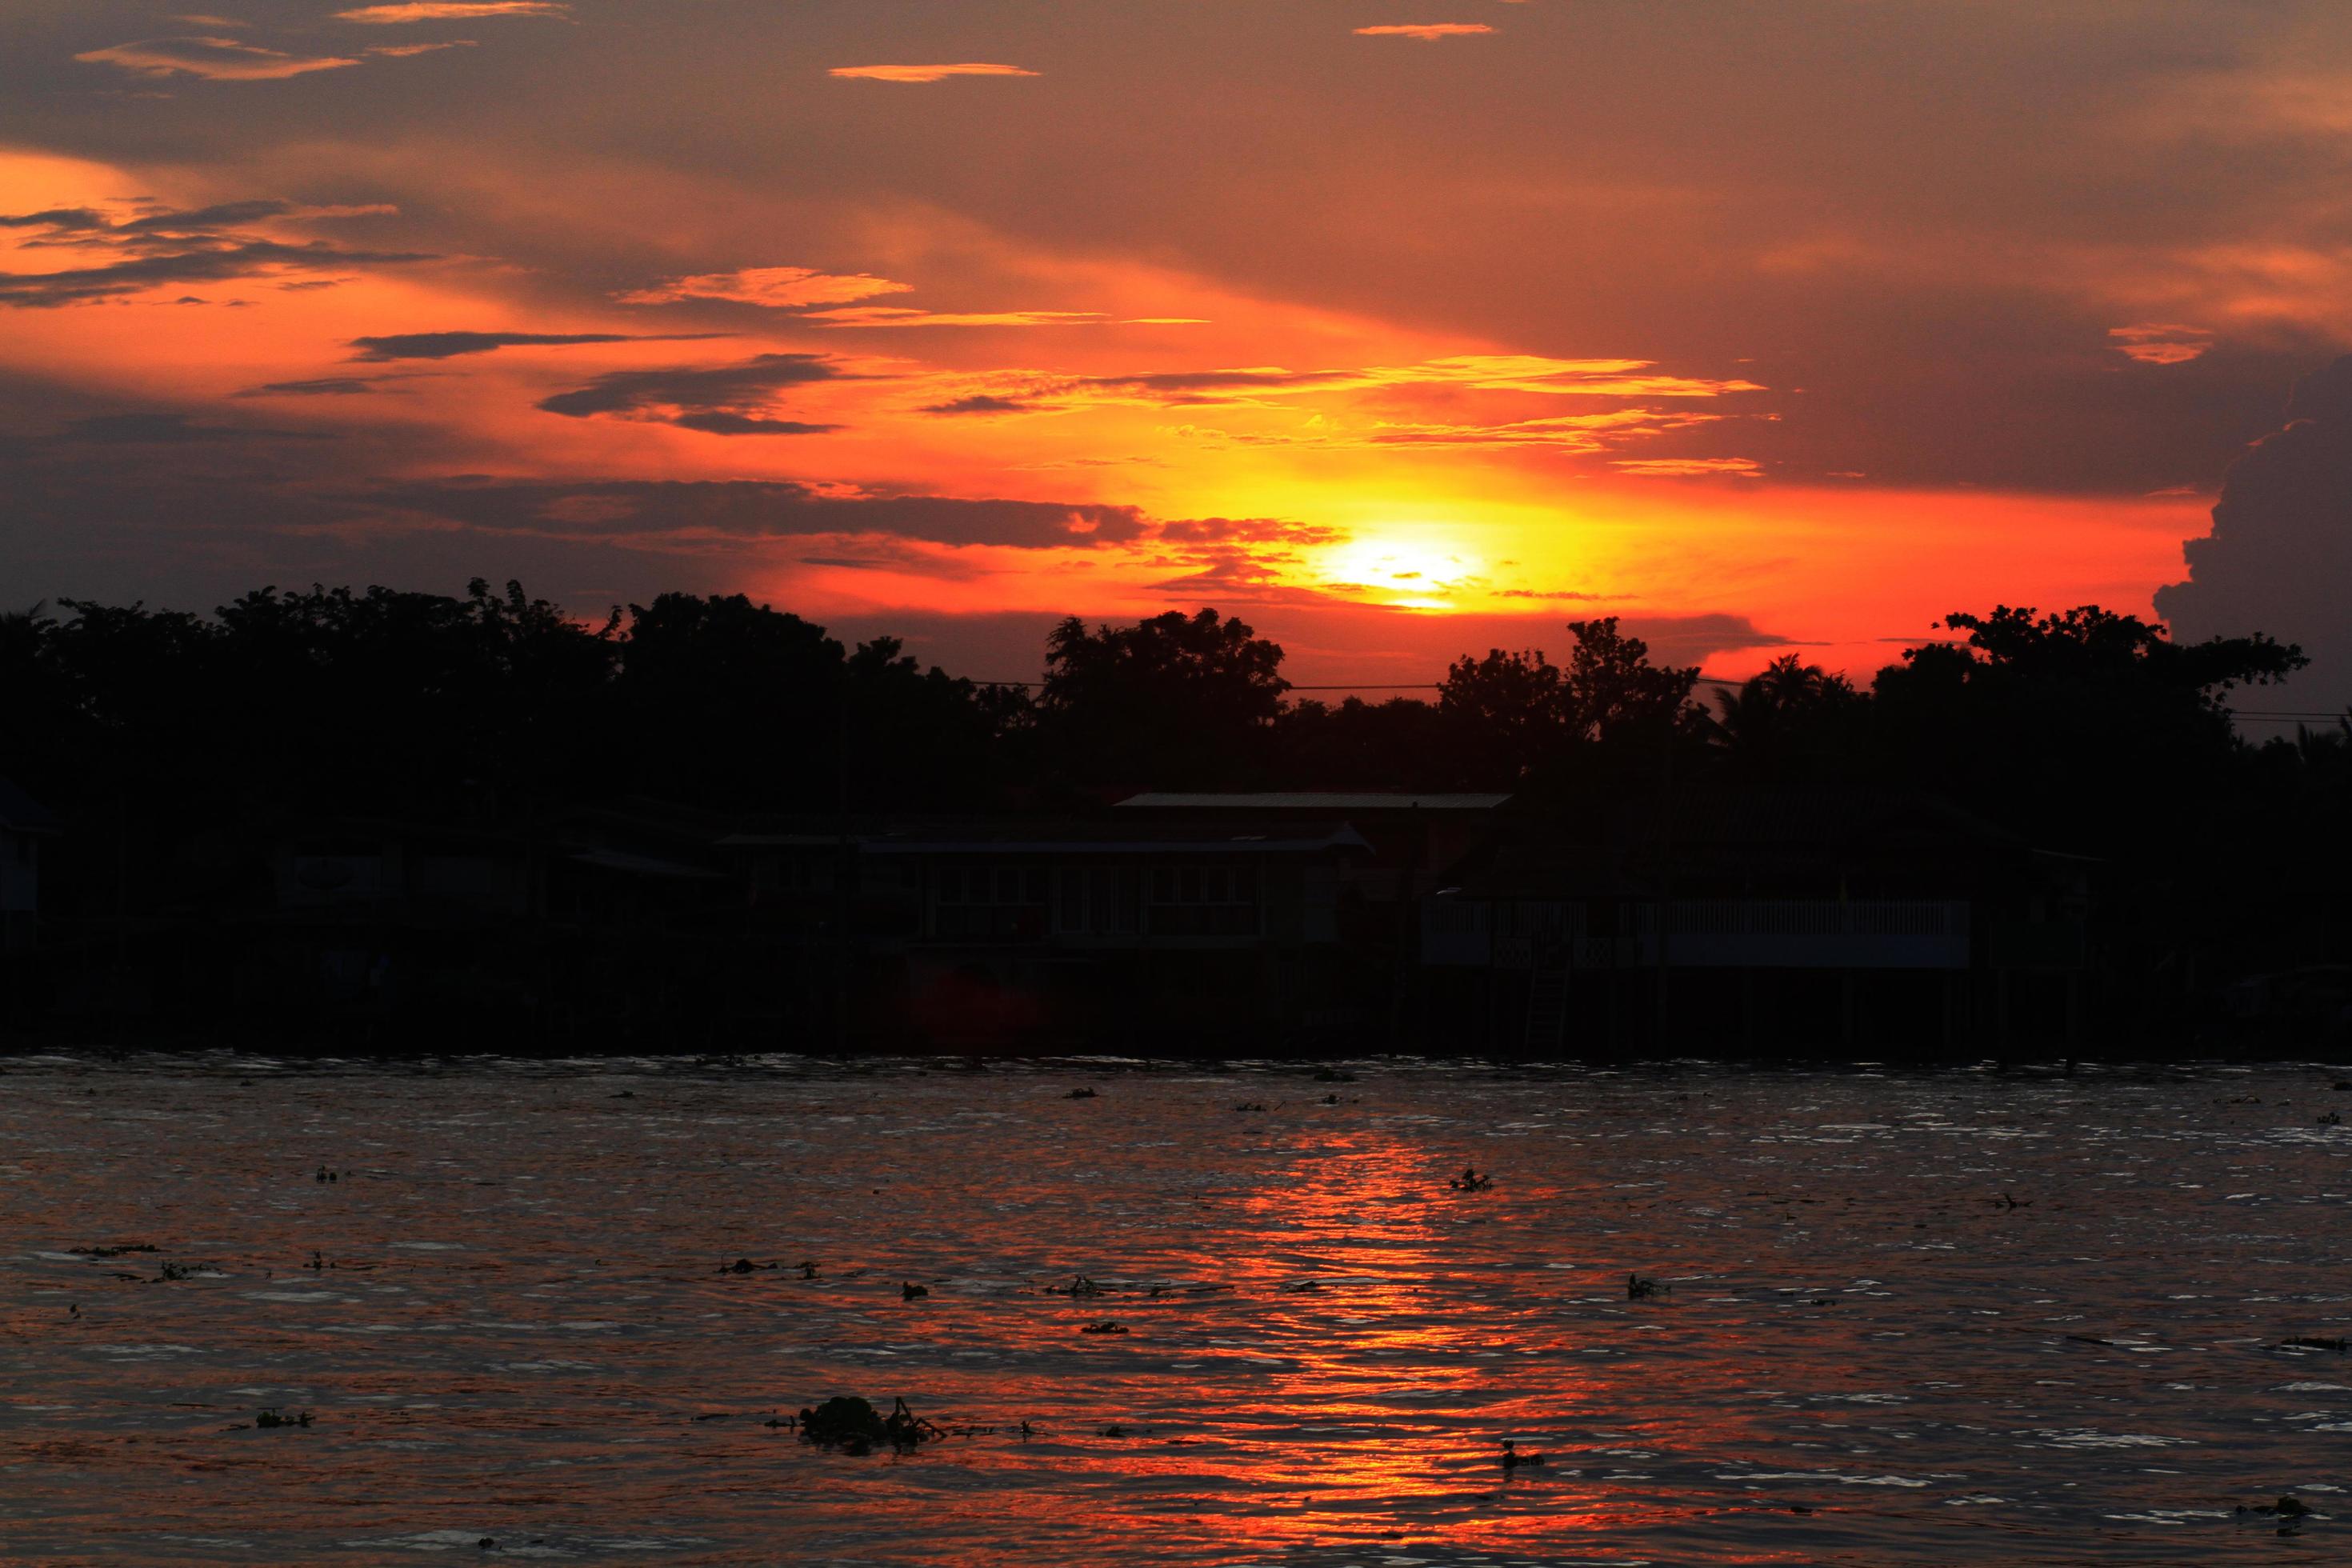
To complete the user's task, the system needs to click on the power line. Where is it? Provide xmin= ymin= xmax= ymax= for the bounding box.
xmin=966 ymin=676 xmax=2347 ymax=720
xmin=969 ymin=674 xmax=1755 ymax=690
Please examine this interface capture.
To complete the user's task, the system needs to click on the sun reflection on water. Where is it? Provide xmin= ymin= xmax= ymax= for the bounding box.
xmin=4 ymin=1060 xmax=2349 ymax=1565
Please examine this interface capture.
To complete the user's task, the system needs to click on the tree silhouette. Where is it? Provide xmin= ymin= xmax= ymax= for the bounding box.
xmin=615 ymin=593 xmax=845 ymax=810
xmin=1038 ymin=609 xmax=1288 ymax=790
xmin=1703 ymin=654 xmax=1869 ymax=781
xmin=1276 ymin=696 xmax=1457 ymax=789
xmin=1873 ymin=604 xmax=2304 ymax=850
xmin=1437 ymin=647 xmax=1563 ymax=785
xmin=1558 ymin=617 xmax=1701 ymax=744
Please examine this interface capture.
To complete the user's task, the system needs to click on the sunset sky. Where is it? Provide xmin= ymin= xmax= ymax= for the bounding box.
xmin=5 ymin=1 xmax=2350 ymax=697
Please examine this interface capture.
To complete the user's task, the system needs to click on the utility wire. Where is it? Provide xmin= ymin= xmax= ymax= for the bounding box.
xmin=969 ymin=673 xmax=2347 ymax=727
xmin=968 ymin=674 xmax=1755 ymax=690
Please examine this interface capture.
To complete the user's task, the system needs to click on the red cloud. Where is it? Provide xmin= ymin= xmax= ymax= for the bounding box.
xmin=1354 ymin=24 xmax=1495 ymax=41
xmin=828 ymin=63 xmax=1038 ymax=83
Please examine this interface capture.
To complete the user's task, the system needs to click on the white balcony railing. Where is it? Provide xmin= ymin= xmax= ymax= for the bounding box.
xmin=1426 ymin=899 xmax=1972 ymax=970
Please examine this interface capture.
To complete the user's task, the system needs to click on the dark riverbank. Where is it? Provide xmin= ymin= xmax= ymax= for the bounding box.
xmin=6 ymin=592 xmax=2344 ymax=1058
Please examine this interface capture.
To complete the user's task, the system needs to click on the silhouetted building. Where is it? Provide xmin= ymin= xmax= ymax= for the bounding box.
xmin=1115 ymin=792 xmax=1510 ymax=910
xmin=842 ymin=817 xmax=1374 ymax=1047
xmin=1422 ymin=788 xmax=2090 ymax=1054
xmin=0 ymin=777 xmax=58 ymax=953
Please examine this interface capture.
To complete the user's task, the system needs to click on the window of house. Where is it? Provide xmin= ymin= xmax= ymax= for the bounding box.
xmin=933 ymin=858 xmax=1049 ymax=940
xmin=1088 ymin=867 xmax=1141 ymax=935
xmin=1146 ymin=856 xmax=1262 ymax=937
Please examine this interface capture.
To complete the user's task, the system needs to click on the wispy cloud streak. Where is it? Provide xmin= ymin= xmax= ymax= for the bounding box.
xmin=1354 ymin=24 xmax=1494 ymax=41
xmin=828 ymin=63 xmax=1037 ymax=82
xmin=76 ymin=36 xmax=362 ymax=80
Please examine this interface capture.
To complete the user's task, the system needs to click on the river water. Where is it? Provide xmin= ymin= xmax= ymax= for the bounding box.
xmin=4 ymin=1054 xmax=2350 ymax=1565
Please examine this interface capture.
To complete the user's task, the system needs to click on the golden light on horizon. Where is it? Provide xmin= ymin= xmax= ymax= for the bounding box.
xmin=2 ymin=6 xmax=2334 ymax=701
xmin=1313 ymin=532 xmax=1487 ymax=610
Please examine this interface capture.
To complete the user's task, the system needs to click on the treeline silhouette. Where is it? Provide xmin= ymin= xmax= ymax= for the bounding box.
xmin=2 ymin=580 xmax=2346 ymax=1015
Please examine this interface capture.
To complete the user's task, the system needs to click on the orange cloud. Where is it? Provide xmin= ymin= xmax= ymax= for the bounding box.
xmin=810 ymin=306 xmax=1174 ymax=329
xmin=75 ymin=36 xmax=362 ymax=80
xmin=1354 ymin=24 xmax=1495 ymax=41
xmin=1020 ymin=354 xmax=1762 ymax=410
xmin=1158 ymin=407 xmax=1715 ymax=454
xmin=828 ymin=64 xmax=1038 ymax=83
xmin=615 ymin=266 xmax=911 ymax=309
xmin=368 ymin=41 xmax=478 ymax=57
xmin=1612 ymin=457 xmax=1764 ymax=477
xmin=0 ymin=198 xmax=428 ymax=306
xmin=2107 ymin=322 xmax=2213 ymax=365
xmin=336 ymin=2 xmax=566 ymax=21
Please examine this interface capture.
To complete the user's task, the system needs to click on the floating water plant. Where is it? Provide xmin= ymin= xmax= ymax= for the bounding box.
xmin=69 ymin=1244 xmax=157 ymax=1259
xmin=1066 ymin=1088 xmax=1098 ymax=1100
xmin=902 ymin=1282 xmax=929 ymax=1300
xmin=1450 ymin=1166 xmax=1493 ymax=1191
xmin=254 ymin=1407 xmax=312 ymax=1429
xmin=1082 ymin=1320 xmax=1127 ymax=1334
xmin=798 ymin=1396 xmax=942 ymax=1454
xmin=2239 ymin=1495 xmax=2314 ymax=1526
xmin=1627 ymin=1274 xmax=1669 ymax=1300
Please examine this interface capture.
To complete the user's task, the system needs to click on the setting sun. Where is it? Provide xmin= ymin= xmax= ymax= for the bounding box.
xmin=1314 ymin=533 xmax=1486 ymax=610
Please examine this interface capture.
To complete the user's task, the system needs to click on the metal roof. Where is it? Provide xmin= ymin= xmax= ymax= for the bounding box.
xmin=858 ymin=819 xmax=1370 ymax=856
xmin=1116 ymin=792 xmax=1511 ymax=812
xmin=717 ymin=833 xmax=851 ymax=848
xmin=567 ymin=848 xmax=732 ymax=881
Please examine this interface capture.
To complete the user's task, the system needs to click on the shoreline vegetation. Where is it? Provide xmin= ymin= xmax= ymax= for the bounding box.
xmin=1 ymin=586 xmax=2345 ymax=1058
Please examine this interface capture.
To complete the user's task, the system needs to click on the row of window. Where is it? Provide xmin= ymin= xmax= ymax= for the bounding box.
xmin=931 ymin=861 xmax=1261 ymax=906
xmin=927 ymin=858 xmax=1265 ymax=939
xmin=937 ymin=866 xmax=1049 ymax=906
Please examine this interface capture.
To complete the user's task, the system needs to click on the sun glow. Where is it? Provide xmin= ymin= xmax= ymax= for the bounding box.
xmin=1314 ymin=532 xmax=1486 ymax=610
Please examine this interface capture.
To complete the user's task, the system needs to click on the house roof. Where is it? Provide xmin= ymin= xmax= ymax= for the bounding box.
xmin=0 ymin=777 xmax=59 ymax=834
xmin=567 ymin=848 xmax=732 ymax=881
xmin=858 ymin=818 xmax=1371 ymax=856
xmin=1116 ymin=792 xmax=1511 ymax=812
xmin=718 ymin=832 xmax=858 ymax=848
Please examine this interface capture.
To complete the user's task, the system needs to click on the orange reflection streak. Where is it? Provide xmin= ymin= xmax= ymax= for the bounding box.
xmin=1141 ymin=1126 xmax=1622 ymax=1554
xmin=21 ymin=1063 xmax=2334 ymax=1563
